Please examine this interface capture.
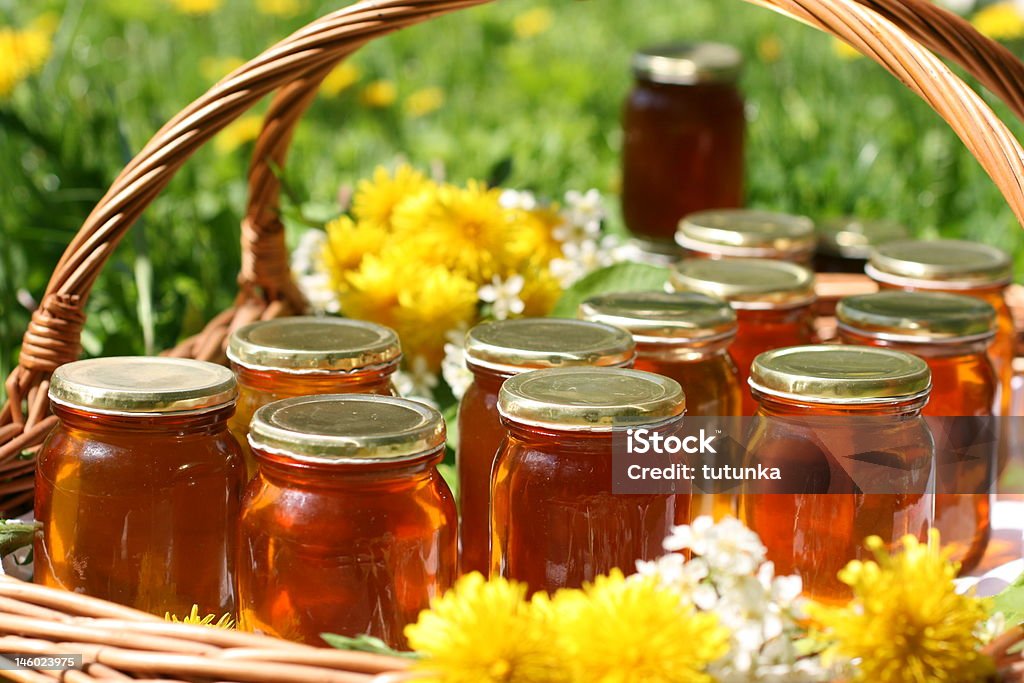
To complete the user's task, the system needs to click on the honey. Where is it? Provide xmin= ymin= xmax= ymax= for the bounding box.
xmin=675 ymin=209 xmax=816 ymax=263
xmin=237 ymin=394 xmax=456 ymax=649
xmin=491 ymin=367 xmax=686 ymax=594
xmin=579 ymin=290 xmax=741 ymax=518
xmin=814 ymin=217 xmax=907 ymax=274
xmin=837 ymin=291 xmax=997 ymax=572
xmin=622 ymin=43 xmax=745 ymax=243
xmin=741 ymin=346 xmax=934 ymax=602
xmin=227 ymin=317 xmax=400 ymax=476
xmin=458 ymin=319 xmax=635 ymax=576
xmin=668 ymin=258 xmax=817 ymax=415
xmin=36 ymin=357 xmax=244 ymax=617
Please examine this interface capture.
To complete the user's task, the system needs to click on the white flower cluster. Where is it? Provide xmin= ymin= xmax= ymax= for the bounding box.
xmin=637 ymin=516 xmax=835 ymax=682
xmin=289 ymin=229 xmax=340 ymax=314
xmin=549 ymin=189 xmax=621 ymax=287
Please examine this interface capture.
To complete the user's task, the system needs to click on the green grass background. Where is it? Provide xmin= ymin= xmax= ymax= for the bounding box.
xmin=2 ymin=0 xmax=1024 ymax=396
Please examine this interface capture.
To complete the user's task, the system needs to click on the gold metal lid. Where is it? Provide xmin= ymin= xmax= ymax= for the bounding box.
xmin=750 ymin=345 xmax=931 ymax=404
xmin=676 ymin=209 xmax=816 ymax=258
xmin=668 ymin=258 xmax=816 ymax=309
xmin=816 ymin=217 xmax=908 ymax=260
xmin=632 ymin=42 xmax=743 ymax=85
xmin=464 ymin=318 xmax=635 ymax=374
xmin=498 ymin=367 xmax=685 ymax=431
xmin=49 ymin=357 xmax=237 ymax=415
xmin=579 ymin=291 xmax=737 ymax=344
xmin=248 ymin=394 xmax=445 ymax=464
xmin=227 ymin=316 xmax=400 ymax=372
xmin=837 ymin=291 xmax=996 ymax=342
xmin=867 ymin=239 xmax=1012 ymax=289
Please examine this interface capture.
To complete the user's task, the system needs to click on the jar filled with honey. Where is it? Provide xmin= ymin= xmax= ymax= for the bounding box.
xmin=814 ymin=217 xmax=907 ymax=274
xmin=741 ymin=346 xmax=934 ymax=602
xmin=458 ymin=319 xmax=635 ymax=576
xmin=227 ymin=316 xmax=400 ymax=475
xmin=492 ymin=367 xmax=686 ymax=594
xmin=579 ymin=291 xmax=740 ymax=519
xmin=668 ymin=258 xmax=817 ymax=415
xmin=675 ymin=209 xmax=816 ymax=264
xmin=622 ymin=43 xmax=745 ymax=244
xmin=867 ymin=240 xmax=1014 ymax=416
xmin=836 ymin=291 xmax=997 ymax=572
xmin=237 ymin=394 xmax=456 ymax=649
xmin=36 ymin=357 xmax=244 ymax=617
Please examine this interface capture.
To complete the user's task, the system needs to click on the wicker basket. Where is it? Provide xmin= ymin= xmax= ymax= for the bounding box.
xmin=3 ymin=0 xmax=1024 ymax=679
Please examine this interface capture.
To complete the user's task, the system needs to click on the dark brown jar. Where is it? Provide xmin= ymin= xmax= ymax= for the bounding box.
xmin=813 ymin=217 xmax=907 ymax=274
xmin=622 ymin=43 xmax=746 ymax=243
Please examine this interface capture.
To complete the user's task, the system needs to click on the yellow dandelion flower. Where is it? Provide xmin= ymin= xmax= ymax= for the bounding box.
xmin=322 ymin=215 xmax=389 ymax=279
xmin=351 ymin=164 xmax=433 ymax=228
xmin=394 ymin=259 xmax=479 ymax=368
xmin=320 ymin=62 xmax=360 ymax=97
xmin=360 ymin=79 xmax=397 ymax=108
xmin=552 ymin=569 xmax=728 ymax=683
xmin=30 ymin=12 xmax=61 ymax=35
xmin=213 ymin=114 xmax=263 ymax=155
xmin=0 ymin=24 xmax=53 ymax=97
xmin=518 ymin=261 xmax=563 ymax=317
xmin=168 ymin=0 xmax=222 ymax=15
xmin=199 ymin=55 xmax=245 ymax=83
xmin=513 ymin=7 xmax=554 ymax=39
xmin=405 ymin=572 xmax=566 ymax=683
xmin=405 ymin=87 xmax=445 ymax=118
xmin=972 ymin=2 xmax=1024 ymax=40
xmin=337 ymin=250 xmax=407 ymax=331
xmin=256 ymin=0 xmax=306 ymax=16
xmin=504 ymin=206 xmax=564 ymax=266
xmin=832 ymin=38 xmax=863 ymax=61
xmin=757 ymin=35 xmax=782 ymax=64
xmin=811 ymin=530 xmax=994 ymax=683
xmin=165 ymin=605 xmax=234 ymax=629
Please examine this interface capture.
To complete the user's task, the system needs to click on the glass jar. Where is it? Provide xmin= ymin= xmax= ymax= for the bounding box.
xmin=458 ymin=319 xmax=635 ymax=576
xmin=741 ymin=346 xmax=934 ymax=603
xmin=491 ymin=368 xmax=686 ymax=594
xmin=237 ymin=394 xmax=456 ymax=649
xmin=837 ymin=291 xmax=997 ymax=572
xmin=814 ymin=217 xmax=907 ymax=274
xmin=622 ymin=43 xmax=745 ymax=244
xmin=579 ymin=290 xmax=740 ymax=519
xmin=36 ymin=357 xmax=244 ymax=617
xmin=675 ymin=209 xmax=816 ymax=264
xmin=227 ymin=316 xmax=400 ymax=476
xmin=867 ymin=240 xmax=1014 ymax=416
xmin=668 ymin=258 xmax=817 ymax=415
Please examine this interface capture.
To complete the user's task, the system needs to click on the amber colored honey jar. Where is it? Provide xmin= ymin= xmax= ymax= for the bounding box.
xmin=813 ymin=217 xmax=907 ymax=274
xmin=579 ymin=290 xmax=740 ymax=519
xmin=837 ymin=291 xmax=997 ymax=572
xmin=36 ymin=357 xmax=245 ymax=617
xmin=675 ymin=209 xmax=816 ymax=263
xmin=668 ymin=258 xmax=817 ymax=415
xmin=867 ymin=240 xmax=1014 ymax=417
xmin=622 ymin=43 xmax=745 ymax=243
xmin=227 ymin=317 xmax=401 ymax=476
xmin=457 ymin=319 xmax=635 ymax=576
xmin=741 ymin=346 xmax=934 ymax=603
xmin=491 ymin=367 xmax=686 ymax=594
xmin=237 ymin=394 xmax=456 ymax=648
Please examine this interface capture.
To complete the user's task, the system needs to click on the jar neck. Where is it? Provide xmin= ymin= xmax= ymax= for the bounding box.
xmin=500 ymin=417 xmax=684 ymax=450
xmin=751 ymin=390 xmax=927 ymax=417
xmin=467 ymin=363 xmax=516 ymax=392
xmin=52 ymin=402 xmax=235 ymax=435
xmin=232 ymin=361 xmax=396 ymax=394
xmin=253 ymin=446 xmax=444 ymax=490
xmin=635 ymin=337 xmax=733 ymax=363
xmin=872 ymin=278 xmax=1008 ymax=299
xmin=838 ymin=328 xmax=992 ymax=359
xmin=736 ymin=304 xmax=813 ymax=323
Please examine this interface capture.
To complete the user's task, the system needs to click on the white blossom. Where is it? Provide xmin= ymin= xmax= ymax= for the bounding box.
xmin=290 ymin=229 xmax=340 ymax=313
xmin=562 ymin=188 xmax=605 ymax=228
xmin=549 ymin=236 xmax=621 ymax=287
xmin=441 ymin=329 xmax=473 ymax=400
xmin=499 ymin=189 xmax=538 ymax=211
xmin=478 ymin=274 xmax=526 ymax=320
xmin=393 ymin=356 xmax=439 ymax=409
xmin=664 ymin=516 xmax=766 ymax=575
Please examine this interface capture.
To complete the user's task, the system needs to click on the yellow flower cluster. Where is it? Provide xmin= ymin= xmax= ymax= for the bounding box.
xmin=406 ymin=570 xmax=729 ymax=683
xmin=321 ymin=165 xmax=564 ymax=367
xmin=972 ymin=2 xmax=1024 ymax=40
xmin=811 ymin=531 xmax=994 ymax=683
xmin=168 ymin=0 xmax=223 ymax=15
xmin=0 ymin=15 xmax=56 ymax=98
xmin=165 ymin=604 xmax=235 ymax=629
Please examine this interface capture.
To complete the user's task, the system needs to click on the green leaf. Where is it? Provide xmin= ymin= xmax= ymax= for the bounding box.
xmin=320 ymin=633 xmax=421 ymax=659
xmin=0 ymin=520 xmax=40 ymax=558
xmin=551 ymin=263 xmax=670 ymax=318
xmin=993 ymin=570 xmax=1024 ymax=625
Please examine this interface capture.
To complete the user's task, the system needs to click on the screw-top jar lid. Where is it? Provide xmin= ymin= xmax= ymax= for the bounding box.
xmin=227 ymin=316 xmax=401 ymax=373
xmin=579 ymin=291 xmax=737 ymax=344
xmin=749 ymin=345 xmax=931 ymax=404
xmin=632 ymin=42 xmax=743 ymax=85
xmin=248 ymin=394 xmax=445 ymax=464
xmin=668 ymin=258 xmax=816 ymax=309
xmin=498 ymin=367 xmax=685 ymax=431
xmin=464 ymin=318 xmax=635 ymax=374
xmin=676 ymin=209 xmax=816 ymax=258
xmin=816 ymin=217 xmax=908 ymax=260
xmin=837 ymin=291 xmax=996 ymax=343
xmin=49 ymin=357 xmax=237 ymax=415
xmin=867 ymin=239 xmax=1012 ymax=289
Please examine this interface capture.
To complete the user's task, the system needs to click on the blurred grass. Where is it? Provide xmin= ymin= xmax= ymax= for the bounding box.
xmin=2 ymin=0 xmax=1024 ymax=397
